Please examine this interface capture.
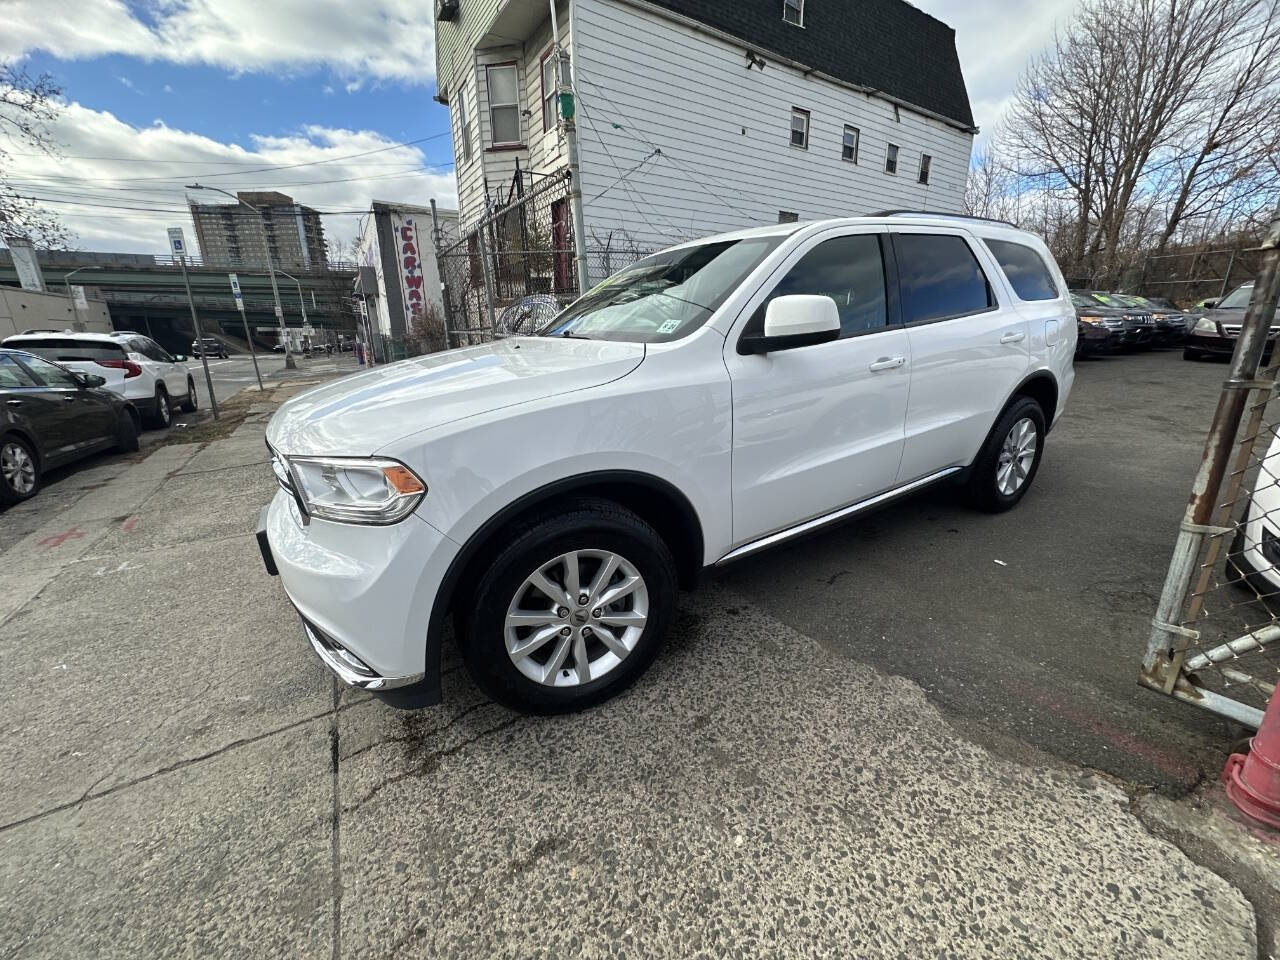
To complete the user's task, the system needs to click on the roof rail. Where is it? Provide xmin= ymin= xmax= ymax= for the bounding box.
xmin=869 ymin=209 xmax=1019 ymax=229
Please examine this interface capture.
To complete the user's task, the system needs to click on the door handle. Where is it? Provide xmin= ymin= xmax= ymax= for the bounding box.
xmin=5 ymin=399 xmax=22 ymax=407
xmin=63 ymin=395 xmax=77 ymax=402
xmin=868 ymin=356 xmax=906 ymax=372
xmin=1000 ymin=331 xmax=1026 ymax=344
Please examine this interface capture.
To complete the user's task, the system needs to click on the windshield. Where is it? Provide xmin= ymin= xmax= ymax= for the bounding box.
xmin=1219 ymin=285 xmax=1255 ymax=310
xmin=540 ymin=236 xmax=785 ymax=343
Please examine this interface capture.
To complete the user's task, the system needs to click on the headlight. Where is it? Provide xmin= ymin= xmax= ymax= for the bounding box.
xmin=1079 ymin=315 xmax=1119 ymax=327
xmin=286 ymin=456 xmax=426 ymax=524
xmin=1193 ymin=316 xmax=1218 ymax=334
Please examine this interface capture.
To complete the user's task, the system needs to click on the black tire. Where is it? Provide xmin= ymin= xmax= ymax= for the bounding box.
xmin=460 ymin=497 xmax=678 ymax=714
xmin=0 ymin=433 xmax=40 ymax=506
xmin=115 ymin=409 xmax=140 ymax=453
xmin=180 ymin=378 xmax=198 ymax=413
xmin=963 ymin=396 xmax=1047 ymax=513
xmin=148 ymin=386 xmax=171 ymax=429
xmin=1184 ymin=347 xmax=1207 ymax=361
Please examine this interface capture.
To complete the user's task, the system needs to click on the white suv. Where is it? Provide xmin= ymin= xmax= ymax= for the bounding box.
xmin=2 ymin=331 xmax=198 ymax=428
xmin=257 ymin=213 xmax=1076 ymax=713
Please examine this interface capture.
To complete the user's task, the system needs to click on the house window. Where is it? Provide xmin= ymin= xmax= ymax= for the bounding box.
xmin=778 ymin=211 xmax=799 ymax=223
xmin=841 ymin=125 xmax=859 ymax=163
xmin=456 ymin=89 xmax=472 ymax=163
xmin=541 ymin=51 xmax=571 ymax=132
xmin=918 ymin=153 xmax=932 ymax=185
xmin=783 ymin=0 xmax=803 ymax=26
xmin=790 ymin=107 xmax=809 ymax=149
xmin=486 ymin=63 xmax=521 ymax=145
xmin=885 ymin=143 xmax=899 ymax=174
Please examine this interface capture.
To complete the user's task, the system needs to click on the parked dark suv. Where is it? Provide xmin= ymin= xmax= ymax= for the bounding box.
xmin=191 ymin=337 xmax=229 ymax=359
xmin=1071 ymin=292 xmax=1128 ymax=356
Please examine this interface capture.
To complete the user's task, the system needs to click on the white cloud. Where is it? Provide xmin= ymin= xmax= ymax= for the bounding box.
xmin=906 ymin=0 xmax=1080 ymax=144
xmin=6 ymin=102 xmax=456 ymax=257
xmin=163 ymin=84 xmax=173 ymax=94
xmin=0 ymin=0 xmax=436 ymax=84
xmin=116 ymin=75 xmax=134 ymax=89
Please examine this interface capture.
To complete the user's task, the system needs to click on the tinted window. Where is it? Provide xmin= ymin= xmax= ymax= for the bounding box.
xmin=984 ymin=239 xmax=1059 ymax=301
xmin=745 ymin=234 xmax=887 ymax=339
xmin=4 ymin=338 xmax=126 ymax=362
xmin=894 ymin=234 xmax=994 ymax=324
xmin=21 ymin=354 xmax=81 ymax=387
xmin=138 ymin=338 xmax=173 ymax=362
xmin=0 ymin=355 xmax=38 ymax=388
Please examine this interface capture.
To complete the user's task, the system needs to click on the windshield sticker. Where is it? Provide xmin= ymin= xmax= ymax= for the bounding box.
xmin=656 ymin=318 xmax=682 ymax=335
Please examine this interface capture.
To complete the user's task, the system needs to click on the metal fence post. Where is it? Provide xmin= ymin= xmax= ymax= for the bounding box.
xmin=475 ymin=218 xmax=498 ymax=337
xmin=1143 ymin=207 xmax=1280 ymax=697
xmin=1220 ymin=249 xmax=1238 ymax=300
xmin=430 ymin=200 xmax=453 ymax=351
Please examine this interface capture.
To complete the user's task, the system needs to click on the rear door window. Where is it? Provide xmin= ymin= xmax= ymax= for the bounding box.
xmin=5 ymin=338 xmax=127 ymax=362
xmin=20 ymin=354 xmax=82 ymax=388
xmin=0 ymin=355 xmax=39 ymax=388
xmin=893 ymin=234 xmax=995 ymax=325
xmin=983 ymin=239 xmax=1059 ymax=301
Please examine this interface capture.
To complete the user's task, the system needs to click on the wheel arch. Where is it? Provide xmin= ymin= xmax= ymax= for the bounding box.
xmin=1008 ymin=370 xmax=1059 ymax=432
xmin=1 ymin=425 xmax=42 ymax=470
xmin=382 ymin=470 xmax=705 ymax=711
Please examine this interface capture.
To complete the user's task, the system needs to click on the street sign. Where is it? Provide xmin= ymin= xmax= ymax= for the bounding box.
xmin=274 ymin=305 xmax=283 ymax=320
xmin=228 ymin=273 xmax=243 ymax=307
xmin=71 ymin=285 xmax=88 ymax=310
xmin=5 ymin=237 xmax=45 ymax=291
xmin=167 ymin=228 xmax=187 ymax=258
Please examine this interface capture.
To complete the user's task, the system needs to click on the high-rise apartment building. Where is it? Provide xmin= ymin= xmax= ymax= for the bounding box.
xmin=187 ymin=191 xmax=328 ymax=270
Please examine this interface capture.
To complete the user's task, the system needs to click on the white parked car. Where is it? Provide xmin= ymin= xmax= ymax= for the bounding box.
xmin=2 ymin=331 xmax=198 ymax=428
xmin=258 ymin=213 xmax=1076 ymax=713
xmin=1232 ymin=429 xmax=1280 ymax=594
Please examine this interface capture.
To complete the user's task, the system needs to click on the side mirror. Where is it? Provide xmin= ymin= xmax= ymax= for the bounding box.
xmin=1201 ymin=299 xmax=1219 ymax=310
xmin=77 ymin=373 xmax=107 ymax=388
xmin=739 ymin=295 xmax=841 ymax=355
xmin=172 ymin=354 xmax=187 ymax=362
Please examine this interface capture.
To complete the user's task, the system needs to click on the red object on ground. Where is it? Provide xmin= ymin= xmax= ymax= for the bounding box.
xmin=1223 ymin=687 xmax=1280 ymax=830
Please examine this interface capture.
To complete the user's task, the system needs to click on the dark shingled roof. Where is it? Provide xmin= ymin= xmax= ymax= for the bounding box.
xmin=642 ymin=0 xmax=975 ymax=129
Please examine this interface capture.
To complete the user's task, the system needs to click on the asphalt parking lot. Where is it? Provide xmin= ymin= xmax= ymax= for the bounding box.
xmin=0 ymin=350 xmax=1271 ymax=958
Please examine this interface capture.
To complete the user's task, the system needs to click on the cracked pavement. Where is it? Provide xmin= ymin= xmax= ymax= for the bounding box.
xmin=0 ymin=360 xmax=1275 ymax=958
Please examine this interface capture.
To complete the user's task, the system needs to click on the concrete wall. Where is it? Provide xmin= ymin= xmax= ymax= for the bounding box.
xmin=0 ymin=286 xmax=112 ymax=340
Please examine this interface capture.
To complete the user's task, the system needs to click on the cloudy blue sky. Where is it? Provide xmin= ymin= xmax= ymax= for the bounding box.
xmin=0 ymin=0 xmax=1079 ymax=255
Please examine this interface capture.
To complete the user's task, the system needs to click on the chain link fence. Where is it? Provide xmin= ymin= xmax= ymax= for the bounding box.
xmin=1139 ymin=245 xmax=1263 ymax=307
xmin=434 ymin=171 xmax=657 ymax=349
xmin=1142 ymin=212 xmax=1280 ymax=729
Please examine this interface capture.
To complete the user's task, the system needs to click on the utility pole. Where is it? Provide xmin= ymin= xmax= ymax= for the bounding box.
xmin=62 ymin=265 xmax=101 ymax=330
xmin=550 ymin=0 xmax=590 ymax=294
xmin=168 ymin=227 xmax=219 ymax=421
xmin=229 ymin=273 xmax=264 ymax=391
xmin=186 ymin=183 xmax=295 ymax=369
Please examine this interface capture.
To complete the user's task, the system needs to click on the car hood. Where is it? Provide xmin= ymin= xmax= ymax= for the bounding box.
xmin=266 ymin=337 xmax=646 ymax=456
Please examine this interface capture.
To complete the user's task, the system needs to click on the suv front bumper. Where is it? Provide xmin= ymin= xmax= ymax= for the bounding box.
xmin=256 ymin=493 xmax=459 ymax=701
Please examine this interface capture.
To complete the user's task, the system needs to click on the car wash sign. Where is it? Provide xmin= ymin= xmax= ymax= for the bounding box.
xmin=393 ymin=213 xmax=425 ymax=331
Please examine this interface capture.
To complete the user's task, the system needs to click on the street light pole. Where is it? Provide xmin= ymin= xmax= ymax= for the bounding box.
xmin=278 ymin=268 xmax=309 ymax=349
xmin=62 ymin=265 xmax=101 ymax=329
xmin=186 ymin=183 xmax=295 ymax=370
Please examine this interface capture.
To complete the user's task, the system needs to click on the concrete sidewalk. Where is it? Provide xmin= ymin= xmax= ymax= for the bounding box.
xmin=0 ymin=375 xmax=1267 ymax=958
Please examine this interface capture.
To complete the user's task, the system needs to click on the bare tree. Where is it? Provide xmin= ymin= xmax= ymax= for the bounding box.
xmin=998 ymin=0 xmax=1277 ymax=284
xmin=0 ymin=61 xmax=72 ymax=248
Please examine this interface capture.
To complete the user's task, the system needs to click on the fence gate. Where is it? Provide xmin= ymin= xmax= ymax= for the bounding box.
xmin=1142 ymin=211 xmax=1280 ymax=729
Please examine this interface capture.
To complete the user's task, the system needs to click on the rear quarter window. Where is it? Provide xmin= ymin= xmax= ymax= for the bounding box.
xmin=4 ymin=338 xmax=127 ymax=362
xmin=894 ymin=233 xmax=995 ymax=325
xmin=984 ymin=239 xmax=1060 ymax=301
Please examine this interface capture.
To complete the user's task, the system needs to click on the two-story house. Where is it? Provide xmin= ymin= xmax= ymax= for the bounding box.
xmin=434 ymin=0 xmax=975 ymax=274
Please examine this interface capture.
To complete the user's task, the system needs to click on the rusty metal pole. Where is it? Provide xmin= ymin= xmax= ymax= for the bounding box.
xmin=1143 ymin=206 xmax=1280 ymax=689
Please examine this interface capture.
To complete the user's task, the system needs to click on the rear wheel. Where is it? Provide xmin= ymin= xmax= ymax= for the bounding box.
xmin=148 ymin=385 xmax=171 ymax=429
xmin=963 ymin=397 xmax=1046 ymax=513
xmin=1184 ymin=347 xmax=1207 ymax=361
xmin=180 ymin=378 xmax=198 ymax=413
xmin=0 ymin=434 xmax=40 ymax=505
xmin=461 ymin=498 xmax=677 ymax=714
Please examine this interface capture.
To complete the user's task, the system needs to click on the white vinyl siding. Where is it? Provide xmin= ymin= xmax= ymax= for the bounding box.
xmin=571 ymin=0 xmax=971 ymax=255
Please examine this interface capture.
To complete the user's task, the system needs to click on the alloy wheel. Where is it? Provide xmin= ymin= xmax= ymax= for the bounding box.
xmin=996 ymin=417 xmax=1038 ymax=496
xmin=504 ymin=549 xmax=649 ymax=687
xmin=1 ymin=441 xmax=36 ymax=495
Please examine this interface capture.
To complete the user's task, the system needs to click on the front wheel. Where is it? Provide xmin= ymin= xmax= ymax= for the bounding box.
xmin=963 ymin=397 xmax=1046 ymax=513
xmin=461 ymin=498 xmax=677 ymax=714
xmin=115 ymin=409 xmax=139 ymax=453
xmin=180 ymin=378 xmax=198 ymax=413
xmin=148 ymin=386 xmax=171 ymax=429
xmin=0 ymin=434 xmax=40 ymax=506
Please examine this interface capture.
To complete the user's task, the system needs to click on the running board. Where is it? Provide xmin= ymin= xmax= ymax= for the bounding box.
xmin=715 ymin=467 xmax=962 ymax=565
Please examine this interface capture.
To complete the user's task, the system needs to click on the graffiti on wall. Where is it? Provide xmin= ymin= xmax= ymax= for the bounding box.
xmin=395 ymin=214 xmax=425 ymax=332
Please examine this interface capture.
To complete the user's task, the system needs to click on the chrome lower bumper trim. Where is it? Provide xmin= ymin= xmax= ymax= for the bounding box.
xmin=302 ymin=619 xmax=425 ymax=691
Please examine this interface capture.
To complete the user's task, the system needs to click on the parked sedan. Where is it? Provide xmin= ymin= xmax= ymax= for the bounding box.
xmin=1184 ymin=283 xmax=1279 ymax=361
xmin=0 ymin=348 xmax=140 ymax=505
